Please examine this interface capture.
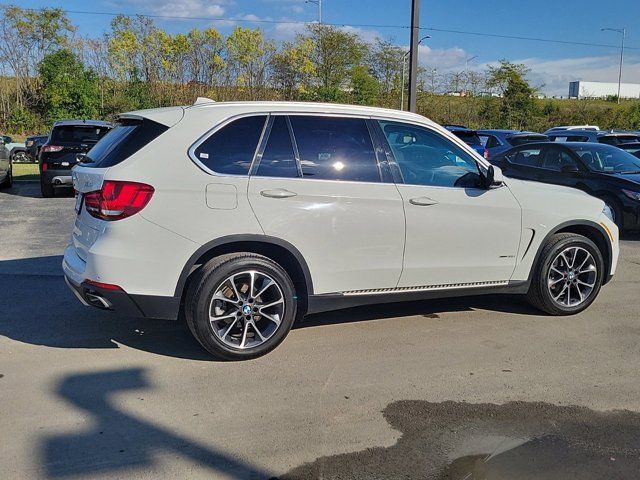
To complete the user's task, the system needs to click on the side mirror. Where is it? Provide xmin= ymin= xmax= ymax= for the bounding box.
xmin=484 ymin=164 xmax=505 ymax=189
xmin=76 ymin=153 xmax=89 ymax=163
xmin=560 ymin=165 xmax=579 ymax=174
xmin=4 ymin=136 xmax=12 ymax=144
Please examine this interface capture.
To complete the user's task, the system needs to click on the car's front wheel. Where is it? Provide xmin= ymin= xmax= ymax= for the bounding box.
xmin=185 ymin=253 xmax=297 ymax=360
xmin=526 ymin=233 xmax=604 ymax=315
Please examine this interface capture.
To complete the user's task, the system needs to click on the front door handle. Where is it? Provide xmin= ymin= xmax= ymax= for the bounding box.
xmin=409 ymin=196 xmax=438 ymax=206
xmin=260 ymin=188 xmax=297 ymax=199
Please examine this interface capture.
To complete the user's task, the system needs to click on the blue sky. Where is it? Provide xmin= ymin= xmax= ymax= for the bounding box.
xmin=14 ymin=0 xmax=640 ymax=95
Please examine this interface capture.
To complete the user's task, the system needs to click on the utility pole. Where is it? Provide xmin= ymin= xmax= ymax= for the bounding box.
xmin=601 ymin=27 xmax=626 ymax=104
xmin=407 ymin=0 xmax=420 ymax=112
xmin=306 ymin=0 xmax=322 ymax=23
xmin=400 ymin=35 xmax=430 ymax=111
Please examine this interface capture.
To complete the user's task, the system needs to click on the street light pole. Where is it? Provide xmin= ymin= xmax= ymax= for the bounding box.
xmin=400 ymin=35 xmax=430 ymax=111
xmin=306 ymin=0 xmax=322 ymax=23
xmin=602 ymin=27 xmax=626 ymax=103
xmin=407 ymin=0 xmax=420 ymax=112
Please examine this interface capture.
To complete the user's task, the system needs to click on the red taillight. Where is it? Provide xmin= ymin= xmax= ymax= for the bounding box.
xmin=84 ymin=181 xmax=154 ymax=221
xmin=83 ymin=279 xmax=123 ymax=291
xmin=42 ymin=145 xmax=64 ymax=153
xmin=484 ymin=148 xmax=489 ymax=159
xmin=41 ymin=163 xmax=47 ymax=172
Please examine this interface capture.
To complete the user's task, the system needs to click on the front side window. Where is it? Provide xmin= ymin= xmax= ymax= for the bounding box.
xmin=193 ymin=115 xmax=267 ymax=175
xmin=255 ymin=116 xmax=299 ymax=178
xmin=575 ymin=144 xmax=640 ymax=173
xmin=289 ymin=116 xmax=380 ymax=182
xmin=540 ymin=147 xmax=578 ymax=171
xmin=380 ymin=121 xmax=482 ymax=188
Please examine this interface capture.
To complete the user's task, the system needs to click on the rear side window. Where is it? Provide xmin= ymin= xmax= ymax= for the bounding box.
xmin=194 ymin=116 xmax=267 ymax=175
xmin=506 ymin=148 xmax=541 ymax=167
xmin=452 ymin=131 xmax=482 ymax=146
xmin=51 ymin=125 xmax=111 ymax=144
xmin=85 ymin=119 xmax=168 ymax=168
xmin=289 ymin=116 xmax=380 ymax=182
xmin=256 ymin=116 xmax=299 ymax=178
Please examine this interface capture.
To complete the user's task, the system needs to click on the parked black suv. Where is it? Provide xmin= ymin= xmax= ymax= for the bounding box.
xmin=39 ymin=120 xmax=112 ymax=197
xmin=491 ymin=142 xmax=640 ymax=231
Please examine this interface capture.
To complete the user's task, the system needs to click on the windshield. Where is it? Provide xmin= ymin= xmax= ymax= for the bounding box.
xmin=574 ymin=144 xmax=640 ymax=174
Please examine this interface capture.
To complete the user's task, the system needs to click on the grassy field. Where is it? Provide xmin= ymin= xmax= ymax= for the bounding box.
xmin=12 ymin=162 xmax=39 ymax=181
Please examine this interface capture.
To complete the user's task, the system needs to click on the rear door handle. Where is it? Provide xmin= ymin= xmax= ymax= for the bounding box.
xmin=260 ymin=188 xmax=297 ymax=199
xmin=409 ymin=196 xmax=438 ymax=206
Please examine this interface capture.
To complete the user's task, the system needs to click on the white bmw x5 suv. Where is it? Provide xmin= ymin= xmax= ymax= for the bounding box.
xmin=63 ymin=100 xmax=619 ymax=360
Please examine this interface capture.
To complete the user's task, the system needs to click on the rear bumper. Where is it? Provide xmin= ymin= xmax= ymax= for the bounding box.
xmin=64 ymin=273 xmax=181 ymax=320
xmin=41 ymin=168 xmax=72 ymax=186
xmin=63 ymin=247 xmax=181 ymax=320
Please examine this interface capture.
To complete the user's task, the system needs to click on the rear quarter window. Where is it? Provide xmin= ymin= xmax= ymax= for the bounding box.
xmin=84 ymin=119 xmax=168 ymax=168
xmin=193 ymin=116 xmax=267 ymax=175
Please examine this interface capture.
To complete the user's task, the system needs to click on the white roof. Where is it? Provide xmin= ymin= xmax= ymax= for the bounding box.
xmin=124 ymin=101 xmax=433 ymax=127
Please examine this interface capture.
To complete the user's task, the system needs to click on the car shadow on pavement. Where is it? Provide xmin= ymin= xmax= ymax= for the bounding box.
xmin=0 ymin=255 xmax=214 ymax=361
xmin=1 ymin=181 xmax=74 ymax=198
xmin=1 ymin=255 xmax=542 ymax=361
xmin=300 ymin=294 xmax=540 ymax=330
xmin=40 ymin=368 xmax=272 ymax=479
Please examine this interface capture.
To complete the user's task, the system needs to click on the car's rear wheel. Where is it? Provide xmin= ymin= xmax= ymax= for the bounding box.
xmin=526 ymin=233 xmax=604 ymax=315
xmin=40 ymin=179 xmax=54 ymax=197
xmin=185 ymin=253 xmax=297 ymax=360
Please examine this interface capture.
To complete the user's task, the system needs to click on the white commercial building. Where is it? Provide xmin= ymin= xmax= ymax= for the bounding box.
xmin=569 ymin=81 xmax=640 ymax=99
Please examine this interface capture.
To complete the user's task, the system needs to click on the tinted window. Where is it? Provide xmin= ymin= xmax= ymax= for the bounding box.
xmin=380 ymin=121 xmax=481 ymax=188
xmin=194 ymin=116 xmax=266 ymax=175
xmin=506 ymin=147 xmax=541 ymax=167
xmin=507 ymin=134 xmax=548 ymax=146
xmin=599 ymin=135 xmax=640 ymax=146
xmin=85 ymin=119 xmax=168 ymax=168
xmin=51 ymin=125 xmax=111 ymax=144
xmin=550 ymin=135 xmax=588 ymax=142
xmin=540 ymin=147 xmax=578 ymax=171
xmin=289 ymin=116 xmax=380 ymax=182
xmin=574 ymin=144 xmax=640 ymax=173
xmin=255 ymin=116 xmax=299 ymax=178
xmin=452 ymin=131 xmax=482 ymax=146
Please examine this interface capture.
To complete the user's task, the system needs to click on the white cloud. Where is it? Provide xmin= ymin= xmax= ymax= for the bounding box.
xmin=482 ymin=54 xmax=640 ymax=96
xmin=106 ymin=0 xmax=227 ymax=18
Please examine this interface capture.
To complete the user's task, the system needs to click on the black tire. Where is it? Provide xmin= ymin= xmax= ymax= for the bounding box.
xmin=599 ymin=195 xmax=623 ymax=231
xmin=0 ymin=166 xmax=11 ymax=188
xmin=526 ymin=233 xmax=604 ymax=316
xmin=40 ymin=179 xmax=54 ymax=197
xmin=185 ymin=253 xmax=297 ymax=360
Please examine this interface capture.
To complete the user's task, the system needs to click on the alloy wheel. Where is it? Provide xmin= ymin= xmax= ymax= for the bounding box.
xmin=208 ymin=270 xmax=285 ymax=349
xmin=547 ymin=246 xmax=598 ymax=308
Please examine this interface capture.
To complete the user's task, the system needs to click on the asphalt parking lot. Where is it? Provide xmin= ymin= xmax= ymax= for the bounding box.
xmin=2 ymin=181 xmax=640 ymax=479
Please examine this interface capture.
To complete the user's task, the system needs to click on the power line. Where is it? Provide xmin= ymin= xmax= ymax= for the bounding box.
xmin=426 ymin=27 xmax=640 ymax=51
xmin=7 ymin=6 xmax=640 ymax=51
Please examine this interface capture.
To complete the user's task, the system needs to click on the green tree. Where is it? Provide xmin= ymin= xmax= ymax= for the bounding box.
xmin=39 ymin=49 xmax=99 ymax=122
xmin=350 ymin=65 xmax=380 ymax=105
xmin=486 ymin=60 xmax=536 ymax=129
xmin=226 ymin=27 xmax=275 ymax=100
xmin=305 ymin=24 xmax=368 ymax=100
xmin=272 ymin=37 xmax=315 ymax=100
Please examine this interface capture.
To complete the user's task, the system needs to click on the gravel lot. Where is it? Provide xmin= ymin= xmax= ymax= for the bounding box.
xmin=2 ymin=181 xmax=640 ymax=479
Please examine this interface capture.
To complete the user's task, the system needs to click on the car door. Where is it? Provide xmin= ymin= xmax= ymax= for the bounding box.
xmin=248 ymin=114 xmax=405 ymax=295
xmin=377 ymin=120 xmax=522 ymax=287
xmin=535 ymin=145 xmax=584 ymax=189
